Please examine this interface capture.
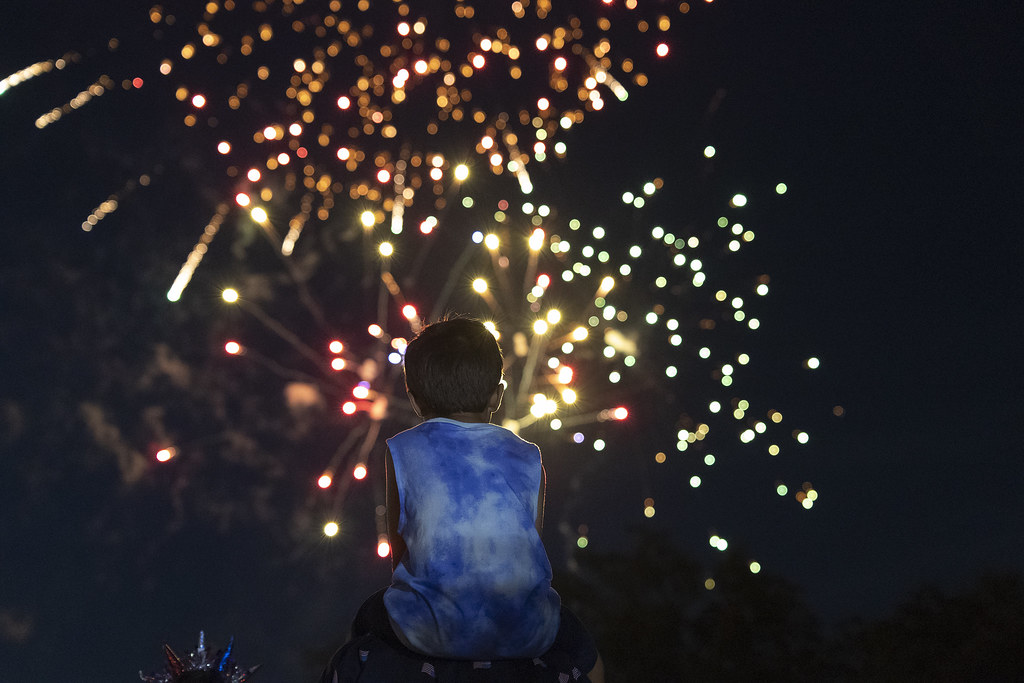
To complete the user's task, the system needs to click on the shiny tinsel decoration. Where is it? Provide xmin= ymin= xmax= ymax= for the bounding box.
xmin=140 ymin=632 xmax=260 ymax=682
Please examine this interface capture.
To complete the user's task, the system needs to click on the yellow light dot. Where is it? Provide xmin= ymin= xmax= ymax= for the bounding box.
xmin=323 ymin=521 xmax=339 ymax=537
xmin=546 ymin=309 xmax=561 ymax=325
xmin=730 ymin=193 xmax=747 ymax=207
xmin=472 ymin=278 xmax=488 ymax=293
xmin=221 ymin=288 xmax=239 ymax=303
xmin=360 ymin=210 xmax=375 ymax=228
xmin=250 ymin=207 xmax=268 ymax=223
xmin=484 ymin=233 xmax=500 ymax=250
xmin=379 ymin=242 xmax=394 ymax=257
xmin=704 ymin=578 xmax=716 ymax=590
xmin=155 ymin=447 xmax=176 ymax=462
xmin=749 ymin=561 xmax=761 ymax=574
xmin=454 ymin=164 xmax=469 ymax=181
xmin=529 ymin=228 xmax=545 ymax=251
xmin=561 ymin=388 xmax=577 ymax=404
xmin=533 ymin=320 xmax=549 ymax=335
xmin=571 ymin=326 xmax=588 ymax=341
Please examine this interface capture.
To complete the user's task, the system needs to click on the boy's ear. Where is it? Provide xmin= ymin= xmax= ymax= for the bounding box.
xmin=407 ymin=391 xmax=424 ymax=418
xmin=487 ymin=382 xmax=505 ymax=413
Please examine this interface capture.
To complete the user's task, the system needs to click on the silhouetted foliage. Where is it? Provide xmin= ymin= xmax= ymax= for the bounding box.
xmin=688 ymin=549 xmax=825 ymax=681
xmin=556 ymin=530 xmax=826 ymax=681
xmin=834 ymin=573 xmax=1024 ymax=681
xmin=556 ymin=532 xmax=1024 ymax=681
xmin=556 ymin=530 xmax=704 ymax=680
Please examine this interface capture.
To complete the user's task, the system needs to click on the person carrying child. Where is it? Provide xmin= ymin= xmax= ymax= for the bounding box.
xmin=324 ymin=316 xmax=603 ymax=682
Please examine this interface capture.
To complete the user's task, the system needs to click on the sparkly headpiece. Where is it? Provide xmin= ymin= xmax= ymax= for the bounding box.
xmin=140 ymin=631 xmax=260 ymax=682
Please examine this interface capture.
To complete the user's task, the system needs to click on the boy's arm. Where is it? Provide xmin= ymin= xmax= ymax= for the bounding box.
xmin=536 ymin=463 xmax=547 ymax=537
xmin=385 ymin=446 xmax=407 ymax=571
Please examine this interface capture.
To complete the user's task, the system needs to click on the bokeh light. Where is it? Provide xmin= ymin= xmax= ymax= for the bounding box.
xmin=8 ymin=0 xmax=827 ymax=569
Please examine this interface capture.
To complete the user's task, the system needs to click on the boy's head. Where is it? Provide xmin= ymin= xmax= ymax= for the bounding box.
xmin=403 ymin=316 xmax=504 ymax=418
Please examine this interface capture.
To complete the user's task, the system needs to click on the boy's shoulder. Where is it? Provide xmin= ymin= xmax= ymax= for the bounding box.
xmin=422 ymin=418 xmax=526 ymax=436
xmin=394 ymin=419 xmax=539 ymax=449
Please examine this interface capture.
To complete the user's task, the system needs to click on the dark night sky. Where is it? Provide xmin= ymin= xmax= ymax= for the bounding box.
xmin=2 ymin=1 xmax=1023 ymax=680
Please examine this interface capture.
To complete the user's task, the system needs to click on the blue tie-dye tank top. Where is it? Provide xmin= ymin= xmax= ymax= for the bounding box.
xmin=383 ymin=418 xmax=561 ymax=659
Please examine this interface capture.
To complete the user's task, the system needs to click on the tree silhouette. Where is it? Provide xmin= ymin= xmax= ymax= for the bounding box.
xmin=556 ymin=533 xmax=1024 ymax=681
xmin=837 ymin=573 xmax=1024 ymax=681
xmin=555 ymin=530 xmax=826 ymax=681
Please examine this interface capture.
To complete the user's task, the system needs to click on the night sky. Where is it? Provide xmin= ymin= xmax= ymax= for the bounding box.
xmin=2 ymin=1 xmax=1022 ymax=680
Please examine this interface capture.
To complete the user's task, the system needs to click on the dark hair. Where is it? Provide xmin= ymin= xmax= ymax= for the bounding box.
xmin=178 ymin=674 xmax=225 ymax=683
xmin=403 ymin=317 xmax=503 ymax=417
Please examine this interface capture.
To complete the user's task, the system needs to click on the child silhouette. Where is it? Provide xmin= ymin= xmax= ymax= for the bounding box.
xmin=324 ymin=316 xmax=602 ymax=682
